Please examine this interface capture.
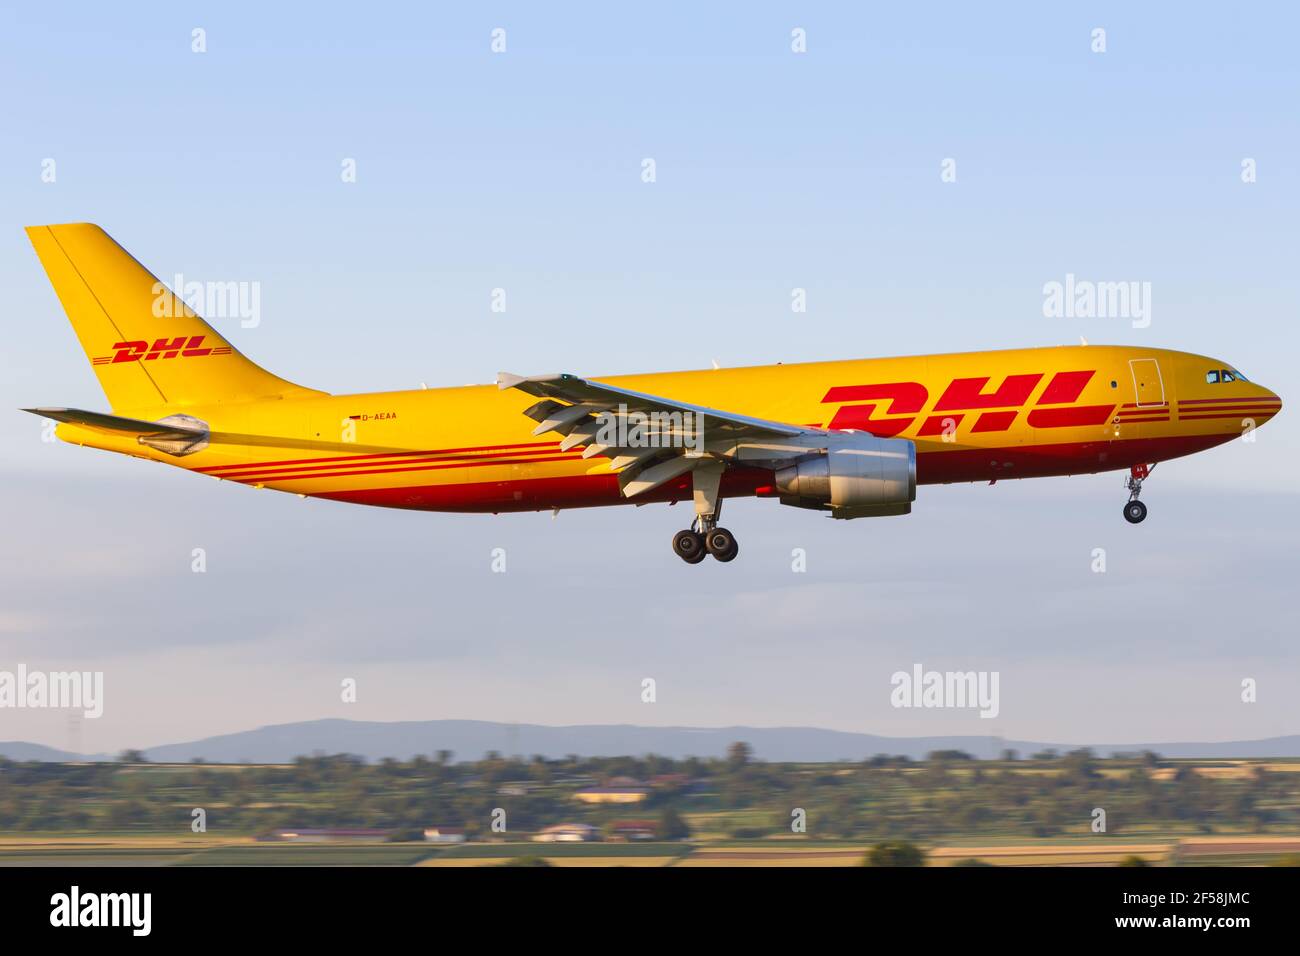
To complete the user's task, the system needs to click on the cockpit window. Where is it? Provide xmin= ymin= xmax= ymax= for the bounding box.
xmin=1205 ymin=368 xmax=1245 ymax=384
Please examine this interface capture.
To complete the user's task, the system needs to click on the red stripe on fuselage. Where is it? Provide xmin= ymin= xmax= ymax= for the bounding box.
xmin=197 ymin=441 xmax=559 ymax=476
xmin=1178 ymin=397 xmax=1280 ymax=406
xmin=228 ymin=453 xmax=585 ymax=485
xmin=1178 ymin=412 xmax=1278 ymax=422
xmin=314 ymin=466 xmax=775 ymax=513
xmin=308 ymin=434 xmax=1234 ymax=514
xmin=1177 ymin=406 xmax=1281 ymax=415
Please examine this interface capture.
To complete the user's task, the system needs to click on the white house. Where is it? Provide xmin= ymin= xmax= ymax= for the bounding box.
xmin=533 ymin=822 xmax=598 ymax=843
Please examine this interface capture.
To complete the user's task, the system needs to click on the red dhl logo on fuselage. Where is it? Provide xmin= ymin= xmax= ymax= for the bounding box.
xmin=822 ymin=370 xmax=1116 ymax=436
xmin=91 ymin=336 xmax=233 ymax=365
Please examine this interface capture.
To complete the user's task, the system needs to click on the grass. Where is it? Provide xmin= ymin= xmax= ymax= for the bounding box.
xmin=2 ymin=829 xmax=1299 ymax=867
xmin=174 ymin=844 xmax=441 ymax=866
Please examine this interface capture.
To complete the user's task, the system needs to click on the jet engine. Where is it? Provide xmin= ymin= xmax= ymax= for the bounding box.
xmin=775 ymin=434 xmax=915 ymax=519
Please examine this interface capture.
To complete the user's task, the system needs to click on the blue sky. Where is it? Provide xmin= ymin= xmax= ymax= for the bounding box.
xmin=1 ymin=3 xmax=1296 ymax=755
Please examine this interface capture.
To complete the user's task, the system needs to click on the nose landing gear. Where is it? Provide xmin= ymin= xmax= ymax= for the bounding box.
xmin=1123 ymin=462 xmax=1154 ymax=524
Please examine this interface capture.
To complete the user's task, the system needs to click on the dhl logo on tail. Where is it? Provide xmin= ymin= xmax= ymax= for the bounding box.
xmin=91 ymin=335 xmax=234 ymax=366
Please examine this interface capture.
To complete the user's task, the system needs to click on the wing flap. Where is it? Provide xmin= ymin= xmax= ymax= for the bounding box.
xmin=497 ymin=370 xmax=832 ymax=501
xmin=618 ymin=455 xmax=700 ymax=497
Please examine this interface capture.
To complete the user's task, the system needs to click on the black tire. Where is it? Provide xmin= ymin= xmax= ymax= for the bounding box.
xmin=705 ymin=527 xmax=739 ymax=562
xmin=1123 ymin=500 xmax=1148 ymax=524
xmin=672 ymin=529 xmax=707 ymax=563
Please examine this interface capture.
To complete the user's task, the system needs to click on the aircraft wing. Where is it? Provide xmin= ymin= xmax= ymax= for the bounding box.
xmin=496 ymin=371 xmax=822 ymax=497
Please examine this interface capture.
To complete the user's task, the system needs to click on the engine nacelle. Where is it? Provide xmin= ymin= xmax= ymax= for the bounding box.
xmin=775 ymin=434 xmax=915 ymax=519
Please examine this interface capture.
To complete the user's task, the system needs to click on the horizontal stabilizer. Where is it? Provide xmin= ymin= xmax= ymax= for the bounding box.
xmin=23 ymin=407 xmax=210 ymax=456
xmin=24 ymin=407 xmax=201 ymax=437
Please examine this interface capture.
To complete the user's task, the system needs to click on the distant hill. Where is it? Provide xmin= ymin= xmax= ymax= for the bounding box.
xmin=5 ymin=719 xmax=1298 ymax=764
xmin=0 ymin=741 xmax=90 ymax=762
xmin=140 ymin=720 xmax=1015 ymax=764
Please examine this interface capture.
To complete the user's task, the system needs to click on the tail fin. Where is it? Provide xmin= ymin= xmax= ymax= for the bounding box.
xmin=26 ymin=223 xmax=323 ymax=412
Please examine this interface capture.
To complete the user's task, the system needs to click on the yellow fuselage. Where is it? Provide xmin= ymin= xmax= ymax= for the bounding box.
xmin=58 ymin=344 xmax=1280 ymax=513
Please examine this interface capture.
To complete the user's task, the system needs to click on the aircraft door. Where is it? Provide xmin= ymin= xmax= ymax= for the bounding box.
xmin=1129 ymin=358 xmax=1165 ymax=407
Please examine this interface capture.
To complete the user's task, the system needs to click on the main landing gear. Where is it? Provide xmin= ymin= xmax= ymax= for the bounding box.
xmin=672 ymin=460 xmax=738 ymax=564
xmin=1123 ymin=462 xmax=1154 ymax=524
xmin=672 ymin=519 xmax=738 ymax=563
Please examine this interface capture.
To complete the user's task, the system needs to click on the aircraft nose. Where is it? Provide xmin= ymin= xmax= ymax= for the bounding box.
xmin=1256 ymin=385 xmax=1283 ymax=420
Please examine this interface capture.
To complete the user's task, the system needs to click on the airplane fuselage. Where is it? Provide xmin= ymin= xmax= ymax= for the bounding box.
xmin=57 ymin=344 xmax=1281 ymax=514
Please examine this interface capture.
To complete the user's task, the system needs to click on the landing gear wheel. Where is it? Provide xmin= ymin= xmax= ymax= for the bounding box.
xmin=672 ymin=529 xmax=707 ymax=563
xmin=705 ymin=527 xmax=739 ymax=562
xmin=1123 ymin=463 xmax=1154 ymax=525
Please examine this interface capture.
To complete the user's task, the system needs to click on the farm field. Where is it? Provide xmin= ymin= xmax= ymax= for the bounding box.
xmin=4 ymin=751 xmax=1299 ymax=866
xmin=2 ymin=833 xmax=1298 ymax=866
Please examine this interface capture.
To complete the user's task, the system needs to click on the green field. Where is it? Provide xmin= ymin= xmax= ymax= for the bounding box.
xmin=2 ymin=834 xmax=1297 ymax=867
xmin=3 ymin=749 xmax=1298 ymax=865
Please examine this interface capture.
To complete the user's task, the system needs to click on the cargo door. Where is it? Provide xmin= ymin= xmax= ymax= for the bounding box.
xmin=1129 ymin=358 xmax=1165 ymax=407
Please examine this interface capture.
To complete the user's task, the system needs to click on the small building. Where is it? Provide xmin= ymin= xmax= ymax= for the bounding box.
xmin=533 ymin=822 xmax=599 ymax=843
xmin=574 ymin=786 xmax=649 ymax=804
xmin=423 ymin=826 xmax=467 ymax=844
xmin=609 ymin=820 xmax=657 ymax=841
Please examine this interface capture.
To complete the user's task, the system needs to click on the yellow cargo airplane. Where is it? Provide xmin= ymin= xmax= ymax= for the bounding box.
xmin=24 ymin=223 xmax=1282 ymax=563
